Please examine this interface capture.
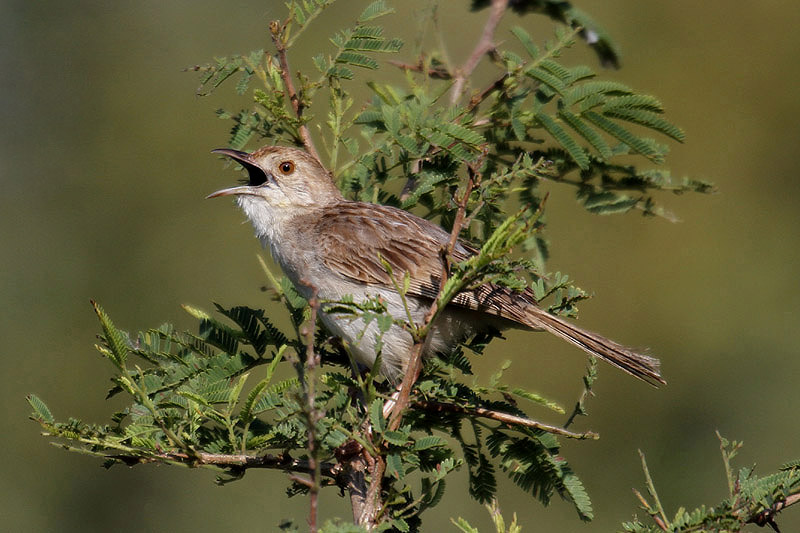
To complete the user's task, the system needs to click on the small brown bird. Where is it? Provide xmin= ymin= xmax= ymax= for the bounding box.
xmin=208 ymin=145 xmax=664 ymax=386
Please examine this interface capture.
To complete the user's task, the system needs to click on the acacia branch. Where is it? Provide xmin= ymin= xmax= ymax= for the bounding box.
xmin=414 ymin=400 xmax=599 ymax=440
xmin=269 ymin=20 xmax=321 ymax=163
xmin=388 ymin=162 xmax=483 ymax=432
xmin=388 ymin=58 xmax=452 ymax=79
xmin=300 ymin=286 xmax=322 ymax=532
xmin=110 ymin=450 xmax=341 ymax=477
xmin=449 ymin=0 xmax=509 ymax=105
xmin=747 ymin=491 xmax=800 ymax=530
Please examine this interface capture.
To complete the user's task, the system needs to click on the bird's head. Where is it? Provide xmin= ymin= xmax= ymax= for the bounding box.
xmin=208 ymin=146 xmax=342 ymax=210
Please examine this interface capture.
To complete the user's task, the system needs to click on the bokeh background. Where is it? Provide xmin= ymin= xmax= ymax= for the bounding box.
xmin=3 ymin=1 xmax=799 ymax=531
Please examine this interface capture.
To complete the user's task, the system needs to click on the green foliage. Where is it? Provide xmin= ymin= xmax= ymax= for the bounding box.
xmin=30 ymin=295 xmax=588 ymax=528
xmin=29 ymin=1 xmax=736 ymax=532
xmin=452 ymin=500 xmax=522 ymax=533
xmin=621 ymin=433 xmax=800 ymax=532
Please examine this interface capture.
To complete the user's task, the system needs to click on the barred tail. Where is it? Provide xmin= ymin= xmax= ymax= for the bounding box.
xmin=527 ymin=307 xmax=665 ymax=386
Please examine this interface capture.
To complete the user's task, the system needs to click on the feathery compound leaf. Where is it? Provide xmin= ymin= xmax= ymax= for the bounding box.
xmin=386 ymin=452 xmax=404 ymax=480
xmin=326 ymin=64 xmax=354 ymax=80
xmin=214 ymin=304 xmax=271 ymax=356
xmin=603 ymin=107 xmax=685 ymax=142
xmin=560 ymin=465 xmax=593 ymax=521
xmin=343 ymin=38 xmax=403 ymax=53
xmin=577 ymin=188 xmax=639 ymax=215
xmin=539 ymin=59 xmax=573 ymax=83
xmin=511 ymin=26 xmax=540 ymax=59
xmin=781 ymin=459 xmax=800 ymax=470
xmin=526 ymin=66 xmax=567 ymax=94
xmin=359 ymin=0 xmax=394 ymax=22
xmin=437 ymin=122 xmax=486 ymax=147
xmin=414 ymin=436 xmax=446 ymax=451
xmin=92 ymin=301 xmax=129 ymax=369
xmin=285 ymin=0 xmax=337 ymax=47
xmin=27 ymin=394 xmax=54 ymax=424
xmin=582 ymin=111 xmax=663 ymax=162
xmin=400 ymin=169 xmax=449 ymax=208
xmin=369 ymin=398 xmax=386 ymax=434
xmin=336 ymin=51 xmax=379 ymax=70
xmin=558 ymin=108 xmax=612 ymax=159
xmin=602 ymin=94 xmax=664 ymax=113
xmin=535 ymin=112 xmax=590 ymax=169
xmin=562 ymin=80 xmax=633 ymax=106
xmin=239 ymin=377 xmax=272 ymax=422
xmin=509 ymin=388 xmax=564 ymax=413
xmin=351 ymin=26 xmax=384 ymax=39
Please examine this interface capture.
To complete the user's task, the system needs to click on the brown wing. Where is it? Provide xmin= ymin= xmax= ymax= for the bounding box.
xmin=315 ymin=201 xmax=664 ymax=385
xmin=315 ymin=201 xmax=537 ymax=326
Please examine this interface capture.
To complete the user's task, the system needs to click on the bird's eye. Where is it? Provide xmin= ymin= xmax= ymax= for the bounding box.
xmin=278 ymin=161 xmax=295 ymax=175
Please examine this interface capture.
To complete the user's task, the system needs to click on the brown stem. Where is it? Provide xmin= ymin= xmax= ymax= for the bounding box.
xmin=300 ymin=285 xmax=322 ymax=532
xmin=365 ymin=453 xmax=386 ymax=528
xmin=345 ymin=452 xmax=371 ymax=525
xmin=388 ymin=159 xmax=484 ymax=432
xmin=414 ymin=400 xmax=599 ymax=440
xmin=388 ymin=58 xmax=452 ymax=79
xmin=449 ymin=0 xmax=509 ymax=105
xmin=342 ymin=449 xmax=384 ymax=530
xmin=111 ymin=450 xmax=340 ymax=477
xmin=747 ymin=491 xmax=800 ymax=530
xmin=269 ymin=20 xmax=321 ymax=163
xmin=465 ymin=73 xmax=508 ymax=115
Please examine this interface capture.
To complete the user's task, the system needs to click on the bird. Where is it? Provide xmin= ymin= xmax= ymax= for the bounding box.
xmin=208 ymin=145 xmax=664 ymax=386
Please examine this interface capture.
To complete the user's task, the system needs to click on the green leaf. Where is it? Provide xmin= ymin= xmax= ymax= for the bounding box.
xmin=92 ymin=301 xmax=129 ymax=369
xmin=526 ymin=66 xmax=566 ymax=94
xmin=438 ymin=122 xmax=485 ymax=147
xmin=384 ymin=430 xmax=410 ymax=446
xmin=343 ymin=38 xmax=402 ymax=53
xmin=386 ymin=452 xmax=404 ymax=480
xmin=603 ymin=107 xmax=685 ymax=142
xmin=578 ymin=189 xmax=639 ymax=214
xmin=450 ymin=517 xmax=480 ymax=533
xmin=510 ymin=26 xmax=540 ymax=59
xmin=336 ymin=51 xmax=379 ymax=70
xmin=539 ymin=59 xmax=572 ymax=82
xmin=358 ymin=0 xmax=394 ymax=23
xmin=583 ymin=111 xmax=663 ymax=162
xmin=535 ymin=112 xmax=589 ymax=169
xmin=351 ymin=26 xmax=384 ymax=39
xmin=27 ymin=394 xmax=54 ymax=424
xmin=602 ymin=94 xmax=664 ymax=113
xmin=558 ymin=108 xmax=612 ymax=159
xmin=510 ymin=388 xmax=564 ymax=413
xmin=562 ymin=80 xmax=633 ymax=107
xmin=369 ymin=398 xmax=386 ymax=434
xmin=414 ymin=435 xmax=446 ymax=450
xmin=561 ymin=466 xmax=594 ymax=521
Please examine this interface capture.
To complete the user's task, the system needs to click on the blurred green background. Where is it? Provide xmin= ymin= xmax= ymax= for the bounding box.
xmin=2 ymin=1 xmax=799 ymax=531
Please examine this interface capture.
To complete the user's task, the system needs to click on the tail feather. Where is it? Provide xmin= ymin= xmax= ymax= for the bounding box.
xmin=527 ymin=307 xmax=665 ymax=386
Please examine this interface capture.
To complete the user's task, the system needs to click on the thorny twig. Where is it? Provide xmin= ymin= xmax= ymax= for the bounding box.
xmin=388 ymin=151 xmax=487 ymax=432
xmin=449 ymin=0 xmax=509 ymax=105
xmin=300 ymin=283 xmax=322 ymax=532
xmin=748 ymin=492 xmax=800 ymax=531
xmin=108 ymin=450 xmax=340 ymax=477
xmin=270 ymin=20 xmax=322 ymax=164
xmin=415 ymin=401 xmax=598 ymax=440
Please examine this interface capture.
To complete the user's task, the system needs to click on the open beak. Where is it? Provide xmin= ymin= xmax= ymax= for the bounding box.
xmin=211 ymin=147 xmax=252 ymax=163
xmin=206 ymin=186 xmax=251 ymax=199
xmin=208 ymin=148 xmax=264 ymax=199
